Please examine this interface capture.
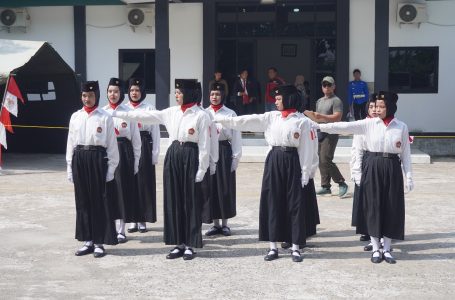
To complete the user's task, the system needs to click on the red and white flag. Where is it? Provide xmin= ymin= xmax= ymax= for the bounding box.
xmin=2 ymin=76 xmax=24 ymax=117
xmin=0 ymin=122 xmax=6 ymax=149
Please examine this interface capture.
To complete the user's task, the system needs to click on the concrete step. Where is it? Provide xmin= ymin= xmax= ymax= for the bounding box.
xmin=157 ymin=138 xmax=431 ymax=164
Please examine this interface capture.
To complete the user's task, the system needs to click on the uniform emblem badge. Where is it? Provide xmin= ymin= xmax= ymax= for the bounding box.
xmin=138 ymin=123 xmax=142 ymax=129
xmin=396 ymin=141 xmax=401 ymax=148
xmin=188 ymin=128 xmax=195 ymax=135
xmin=97 ymin=126 xmax=102 ymax=133
xmin=294 ymin=132 xmax=300 ymax=139
xmin=121 ymin=122 xmax=127 ymax=128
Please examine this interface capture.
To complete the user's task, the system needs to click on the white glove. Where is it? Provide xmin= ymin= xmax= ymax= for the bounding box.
xmin=134 ymin=164 xmax=139 ymax=175
xmin=301 ymin=174 xmax=309 ymax=188
xmin=210 ymin=163 xmax=216 ymax=175
xmin=67 ymin=164 xmax=73 ymax=183
xmin=231 ymin=158 xmax=239 ymax=172
xmin=106 ymin=172 xmax=115 ymax=182
xmin=353 ymin=175 xmax=361 ymax=186
xmin=406 ymin=177 xmax=414 ymax=192
xmin=195 ymin=170 xmax=205 ymax=183
xmin=68 ymin=173 xmax=73 ymax=183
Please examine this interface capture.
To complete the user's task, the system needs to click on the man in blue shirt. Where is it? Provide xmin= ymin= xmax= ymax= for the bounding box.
xmin=348 ymin=69 xmax=369 ymax=120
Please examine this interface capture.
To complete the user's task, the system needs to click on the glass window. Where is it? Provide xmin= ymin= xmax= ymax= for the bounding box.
xmin=119 ymin=49 xmax=156 ymax=93
xmin=389 ymin=47 xmax=438 ymax=93
xmin=26 ymin=81 xmax=56 ymax=101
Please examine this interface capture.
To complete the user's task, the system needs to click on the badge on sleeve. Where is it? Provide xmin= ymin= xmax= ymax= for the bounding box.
xmin=188 ymin=128 xmax=195 ymax=135
xmin=121 ymin=122 xmax=127 ymax=128
xmin=294 ymin=132 xmax=300 ymax=139
xmin=114 ymin=128 xmax=119 ymax=136
xmin=138 ymin=123 xmax=142 ymax=129
xmin=396 ymin=141 xmax=402 ymax=148
xmin=97 ymin=126 xmax=102 ymax=133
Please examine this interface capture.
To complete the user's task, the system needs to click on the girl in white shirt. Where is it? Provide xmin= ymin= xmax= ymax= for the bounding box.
xmin=204 ymin=83 xmax=242 ymax=237
xmin=113 ymin=79 xmax=211 ymax=260
xmin=216 ymin=85 xmax=315 ymax=262
xmin=318 ymin=91 xmax=413 ymax=264
xmin=125 ymin=78 xmax=160 ymax=234
xmin=66 ymin=81 xmax=119 ymax=258
xmin=102 ymin=78 xmax=141 ymax=243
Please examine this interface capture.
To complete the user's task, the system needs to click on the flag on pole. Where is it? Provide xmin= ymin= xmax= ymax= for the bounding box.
xmin=0 ymin=123 xmax=6 ymax=149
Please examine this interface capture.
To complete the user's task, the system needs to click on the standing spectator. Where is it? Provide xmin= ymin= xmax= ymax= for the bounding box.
xmin=294 ymin=75 xmax=310 ymax=111
xmin=232 ymin=69 xmax=258 ymax=115
xmin=348 ymin=69 xmax=369 ymax=120
xmin=208 ymin=70 xmax=229 ymax=100
xmin=304 ymin=76 xmax=348 ymax=197
xmin=264 ymin=67 xmax=285 ymax=112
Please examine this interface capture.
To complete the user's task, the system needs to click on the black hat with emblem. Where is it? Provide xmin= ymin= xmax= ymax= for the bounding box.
xmin=210 ymin=82 xmax=226 ymax=103
xmin=376 ymin=91 xmax=398 ymax=118
xmin=128 ymin=77 xmax=146 ymax=103
xmin=81 ymin=81 xmax=100 ymax=106
xmin=175 ymin=79 xmax=199 ymax=104
xmin=107 ymin=77 xmax=125 ymax=104
xmin=273 ymin=84 xmax=301 ymax=110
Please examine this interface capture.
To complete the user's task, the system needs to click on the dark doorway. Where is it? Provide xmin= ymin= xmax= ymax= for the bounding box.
xmin=215 ymin=0 xmax=337 ymax=113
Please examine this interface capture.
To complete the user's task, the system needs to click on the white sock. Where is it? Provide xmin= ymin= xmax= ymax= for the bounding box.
xmin=184 ymin=246 xmax=193 ymax=255
xmin=213 ymin=219 xmax=221 ymax=227
xmin=221 ymin=219 xmax=228 ymax=227
xmin=292 ymin=244 xmax=300 ymax=256
xmin=129 ymin=223 xmax=137 ymax=229
xmin=383 ymin=236 xmax=393 ymax=256
xmin=94 ymin=244 xmax=104 ymax=253
xmin=171 ymin=244 xmax=185 ymax=253
xmin=138 ymin=222 xmax=146 ymax=229
xmin=78 ymin=241 xmax=93 ymax=251
xmin=117 ymin=219 xmax=125 ymax=235
xmin=371 ymin=236 xmax=381 ymax=257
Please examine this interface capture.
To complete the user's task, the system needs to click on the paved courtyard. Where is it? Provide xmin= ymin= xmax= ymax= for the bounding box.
xmin=0 ymin=154 xmax=454 ymax=299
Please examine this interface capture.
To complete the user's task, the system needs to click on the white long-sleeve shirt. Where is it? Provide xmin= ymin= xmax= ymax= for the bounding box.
xmin=200 ymin=106 xmax=219 ymax=170
xmin=113 ymin=104 xmax=211 ymax=176
xmin=126 ymin=101 xmax=161 ymax=165
xmin=350 ymin=134 xmax=364 ymax=184
xmin=103 ymin=103 xmax=142 ymax=172
xmin=319 ymin=117 xmax=412 ymax=179
xmin=216 ymin=111 xmax=315 ymax=182
xmin=205 ymin=105 xmax=242 ymax=161
xmin=66 ymin=108 xmax=119 ymax=179
xmin=309 ymin=123 xmax=319 ymax=179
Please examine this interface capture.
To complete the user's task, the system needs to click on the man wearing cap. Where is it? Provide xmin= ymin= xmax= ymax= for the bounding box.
xmin=304 ymin=76 xmax=348 ymax=197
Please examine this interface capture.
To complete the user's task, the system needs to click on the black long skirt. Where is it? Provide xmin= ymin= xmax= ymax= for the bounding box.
xmin=210 ymin=140 xmax=236 ymax=220
xmin=259 ymin=147 xmax=307 ymax=246
xmin=351 ymin=151 xmax=370 ymax=231
xmin=72 ymin=146 xmax=118 ymax=245
xmin=135 ymin=131 xmax=157 ymax=223
xmin=111 ymin=137 xmax=138 ymax=222
xmin=163 ymin=141 xmax=203 ymax=248
xmin=303 ymin=179 xmax=320 ymax=237
xmin=201 ymin=172 xmax=213 ymax=224
xmin=356 ymin=153 xmax=405 ymax=240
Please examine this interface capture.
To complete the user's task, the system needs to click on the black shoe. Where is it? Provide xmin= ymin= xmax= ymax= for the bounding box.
xmin=93 ymin=246 xmax=106 ymax=258
xmin=127 ymin=226 xmax=138 ymax=233
xmin=360 ymin=235 xmax=370 ymax=242
xmin=183 ymin=248 xmax=195 ymax=260
xmin=371 ymin=250 xmax=383 ymax=264
xmin=264 ymin=249 xmax=279 ymax=261
xmin=221 ymin=226 xmax=231 ymax=236
xmin=281 ymin=242 xmax=291 ymax=249
xmin=383 ymin=251 xmax=396 ymax=264
xmin=138 ymin=227 xmax=147 ymax=233
xmin=205 ymin=226 xmax=221 ymax=236
xmin=291 ymin=250 xmax=303 ymax=262
xmin=166 ymin=247 xmax=184 ymax=259
xmin=117 ymin=233 xmax=127 ymax=244
xmin=364 ymin=243 xmax=373 ymax=252
xmin=75 ymin=245 xmax=94 ymax=256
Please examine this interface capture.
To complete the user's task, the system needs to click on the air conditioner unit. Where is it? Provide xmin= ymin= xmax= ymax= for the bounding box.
xmin=397 ymin=3 xmax=428 ymax=25
xmin=0 ymin=8 xmax=30 ymax=32
xmin=126 ymin=5 xmax=154 ymax=32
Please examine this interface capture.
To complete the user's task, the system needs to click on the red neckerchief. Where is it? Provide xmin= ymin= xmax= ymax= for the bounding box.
xmin=181 ymin=102 xmax=197 ymax=113
xmin=109 ymin=101 xmax=120 ymax=110
xmin=211 ymin=104 xmax=223 ymax=112
xmin=130 ymin=101 xmax=141 ymax=108
xmin=83 ymin=105 xmax=97 ymax=114
xmin=281 ymin=108 xmax=297 ymax=118
xmin=382 ymin=115 xmax=394 ymax=126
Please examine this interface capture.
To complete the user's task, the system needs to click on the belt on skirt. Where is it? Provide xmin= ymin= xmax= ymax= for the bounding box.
xmin=140 ymin=131 xmax=151 ymax=138
xmin=75 ymin=145 xmax=106 ymax=151
xmin=272 ymin=146 xmax=297 ymax=152
xmin=219 ymin=140 xmax=231 ymax=146
xmin=365 ymin=151 xmax=399 ymax=159
xmin=171 ymin=140 xmax=198 ymax=148
xmin=116 ymin=137 xmax=130 ymax=143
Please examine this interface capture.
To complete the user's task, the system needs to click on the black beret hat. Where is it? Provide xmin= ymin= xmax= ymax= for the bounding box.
xmin=175 ymin=79 xmax=198 ymax=90
xmin=108 ymin=77 xmax=123 ymax=87
xmin=273 ymin=84 xmax=298 ymax=97
xmin=81 ymin=81 xmax=99 ymax=92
